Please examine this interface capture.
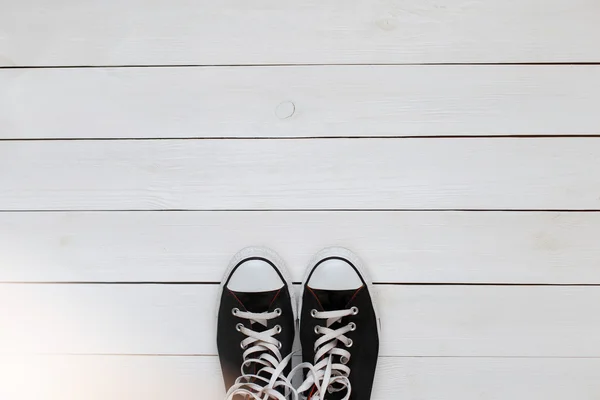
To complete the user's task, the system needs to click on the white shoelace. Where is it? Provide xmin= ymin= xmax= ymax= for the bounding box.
xmin=295 ymin=306 xmax=359 ymax=400
xmin=225 ymin=307 xmax=299 ymax=400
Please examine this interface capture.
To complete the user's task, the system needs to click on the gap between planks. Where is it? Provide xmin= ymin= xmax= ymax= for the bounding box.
xmin=5 ymin=135 xmax=600 ymax=141
xmin=2 ymin=282 xmax=600 ymax=286
xmin=4 ymin=62 xmax=600 ymax=69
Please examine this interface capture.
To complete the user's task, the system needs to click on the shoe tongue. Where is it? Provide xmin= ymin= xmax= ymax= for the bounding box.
xmin=308 ymin=287 xmax=361 ymax=311
xmin=231 ymin=288 xmax=283 ymax=313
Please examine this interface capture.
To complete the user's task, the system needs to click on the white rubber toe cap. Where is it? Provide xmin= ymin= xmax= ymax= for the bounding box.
xmin=227 ymin=259 xmax=284 ymax=292
xmin=307 ymin=258 xmax=363 ymax=290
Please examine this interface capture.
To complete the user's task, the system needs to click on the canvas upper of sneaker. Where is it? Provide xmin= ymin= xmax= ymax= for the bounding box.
xmin=298 ymin=249 xmax=380 ymax=400
xmin=217 ymin=249 xmax=297 ymax=399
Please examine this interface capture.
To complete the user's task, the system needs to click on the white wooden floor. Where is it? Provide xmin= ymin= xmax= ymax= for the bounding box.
xmin=1 ymin=1 xmax=600 ymax=399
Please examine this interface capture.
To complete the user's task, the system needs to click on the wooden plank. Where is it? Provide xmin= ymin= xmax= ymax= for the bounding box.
xmin=1 ymin=284 xmax=599 ymax=356
xmin=0 ymin=355 xmax=222 ymax=400
xmin=2 ymin=355 xmax=600 ymax=400
xmin=1 ymin=138 xmax=600 ymax=210
xmin=2 ymin=211 xmax=600 ymax=284
xmin=2 ymin=65 xmax=600 ymax=139
xmin=1 ymin=0 xmax=599 ymax=66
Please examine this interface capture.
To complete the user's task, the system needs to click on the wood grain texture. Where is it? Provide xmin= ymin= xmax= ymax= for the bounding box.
xmin=2 ymin=284 xmax=599 ymax=356
xmin=1 ymin=138 xmax=600 ymax=210
xmin=1 ymin=0 xmax=599 ymax=66
xmin=2 ymin=65 xmax=600 ymax=138
xmin=2 ymin=211 xmax=600 ymax=284
xmin=2 ymin=355 xmax=600 ymax=400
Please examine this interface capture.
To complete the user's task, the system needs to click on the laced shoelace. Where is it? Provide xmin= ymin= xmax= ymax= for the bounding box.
xmin=225 ymin=307 xmax=299 ymax=400
xmin=295 ymin=306 xmax=359 ymax=400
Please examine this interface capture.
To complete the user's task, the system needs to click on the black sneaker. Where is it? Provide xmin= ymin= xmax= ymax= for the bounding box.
xmin=297 ymin=248 xmax=380 ymax=400
xmin=217 ymin=247 xmax=297 ymax=399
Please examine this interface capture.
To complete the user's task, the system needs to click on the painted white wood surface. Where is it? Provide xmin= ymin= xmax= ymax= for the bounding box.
xmin=2 ymin=0 xmax=600 ymax=396
xmin=1 ymin=0 xmax=599 ymax=66
xmin=2 ymin=355 xmax=600 ymax=400
xmin=2 ymin=138 xmax=600 ymax=210
xmin=2 ymin=211 xmax=600 ymax=284
xmin=2 ymin=284 xmax=599 ymax=356
xmin=2 ymin=65 xmax=600 ymax=139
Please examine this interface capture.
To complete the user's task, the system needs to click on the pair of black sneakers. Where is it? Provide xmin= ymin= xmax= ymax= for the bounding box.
xmin=217 ymin=247 xmax=380 ymax=400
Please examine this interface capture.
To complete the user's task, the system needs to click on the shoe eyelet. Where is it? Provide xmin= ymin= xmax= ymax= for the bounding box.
xmin=240 ymin=342 xmax=247 ymax=349
xmin=236 ymin=323 xmax=244 ymax=332
xmin=275 ymin=325 xmax=282 ymax=334
xmin=274 ymin=308 xmax=282 ymax=316
xmin=232 ymin=308 xmax=240 ymax=316
xmin=327 ymin=386 xmax=334 ymax=393
xmin=277 ymin=341 xmax=282 ymax=349
xmin=340 ymin=356 xmax=349 ymax=364
xmin=314 ymin=325 xmax=321 ymax=334
xmin=348 ymin=322 xmax=356 ymax=331
xmin=346 ymin=339 xmax=353 ymax=348
xmin=351 ymin=306 xmax=359 ymax=315
xmin=310 ymin=309 xmax=318 ymax=317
